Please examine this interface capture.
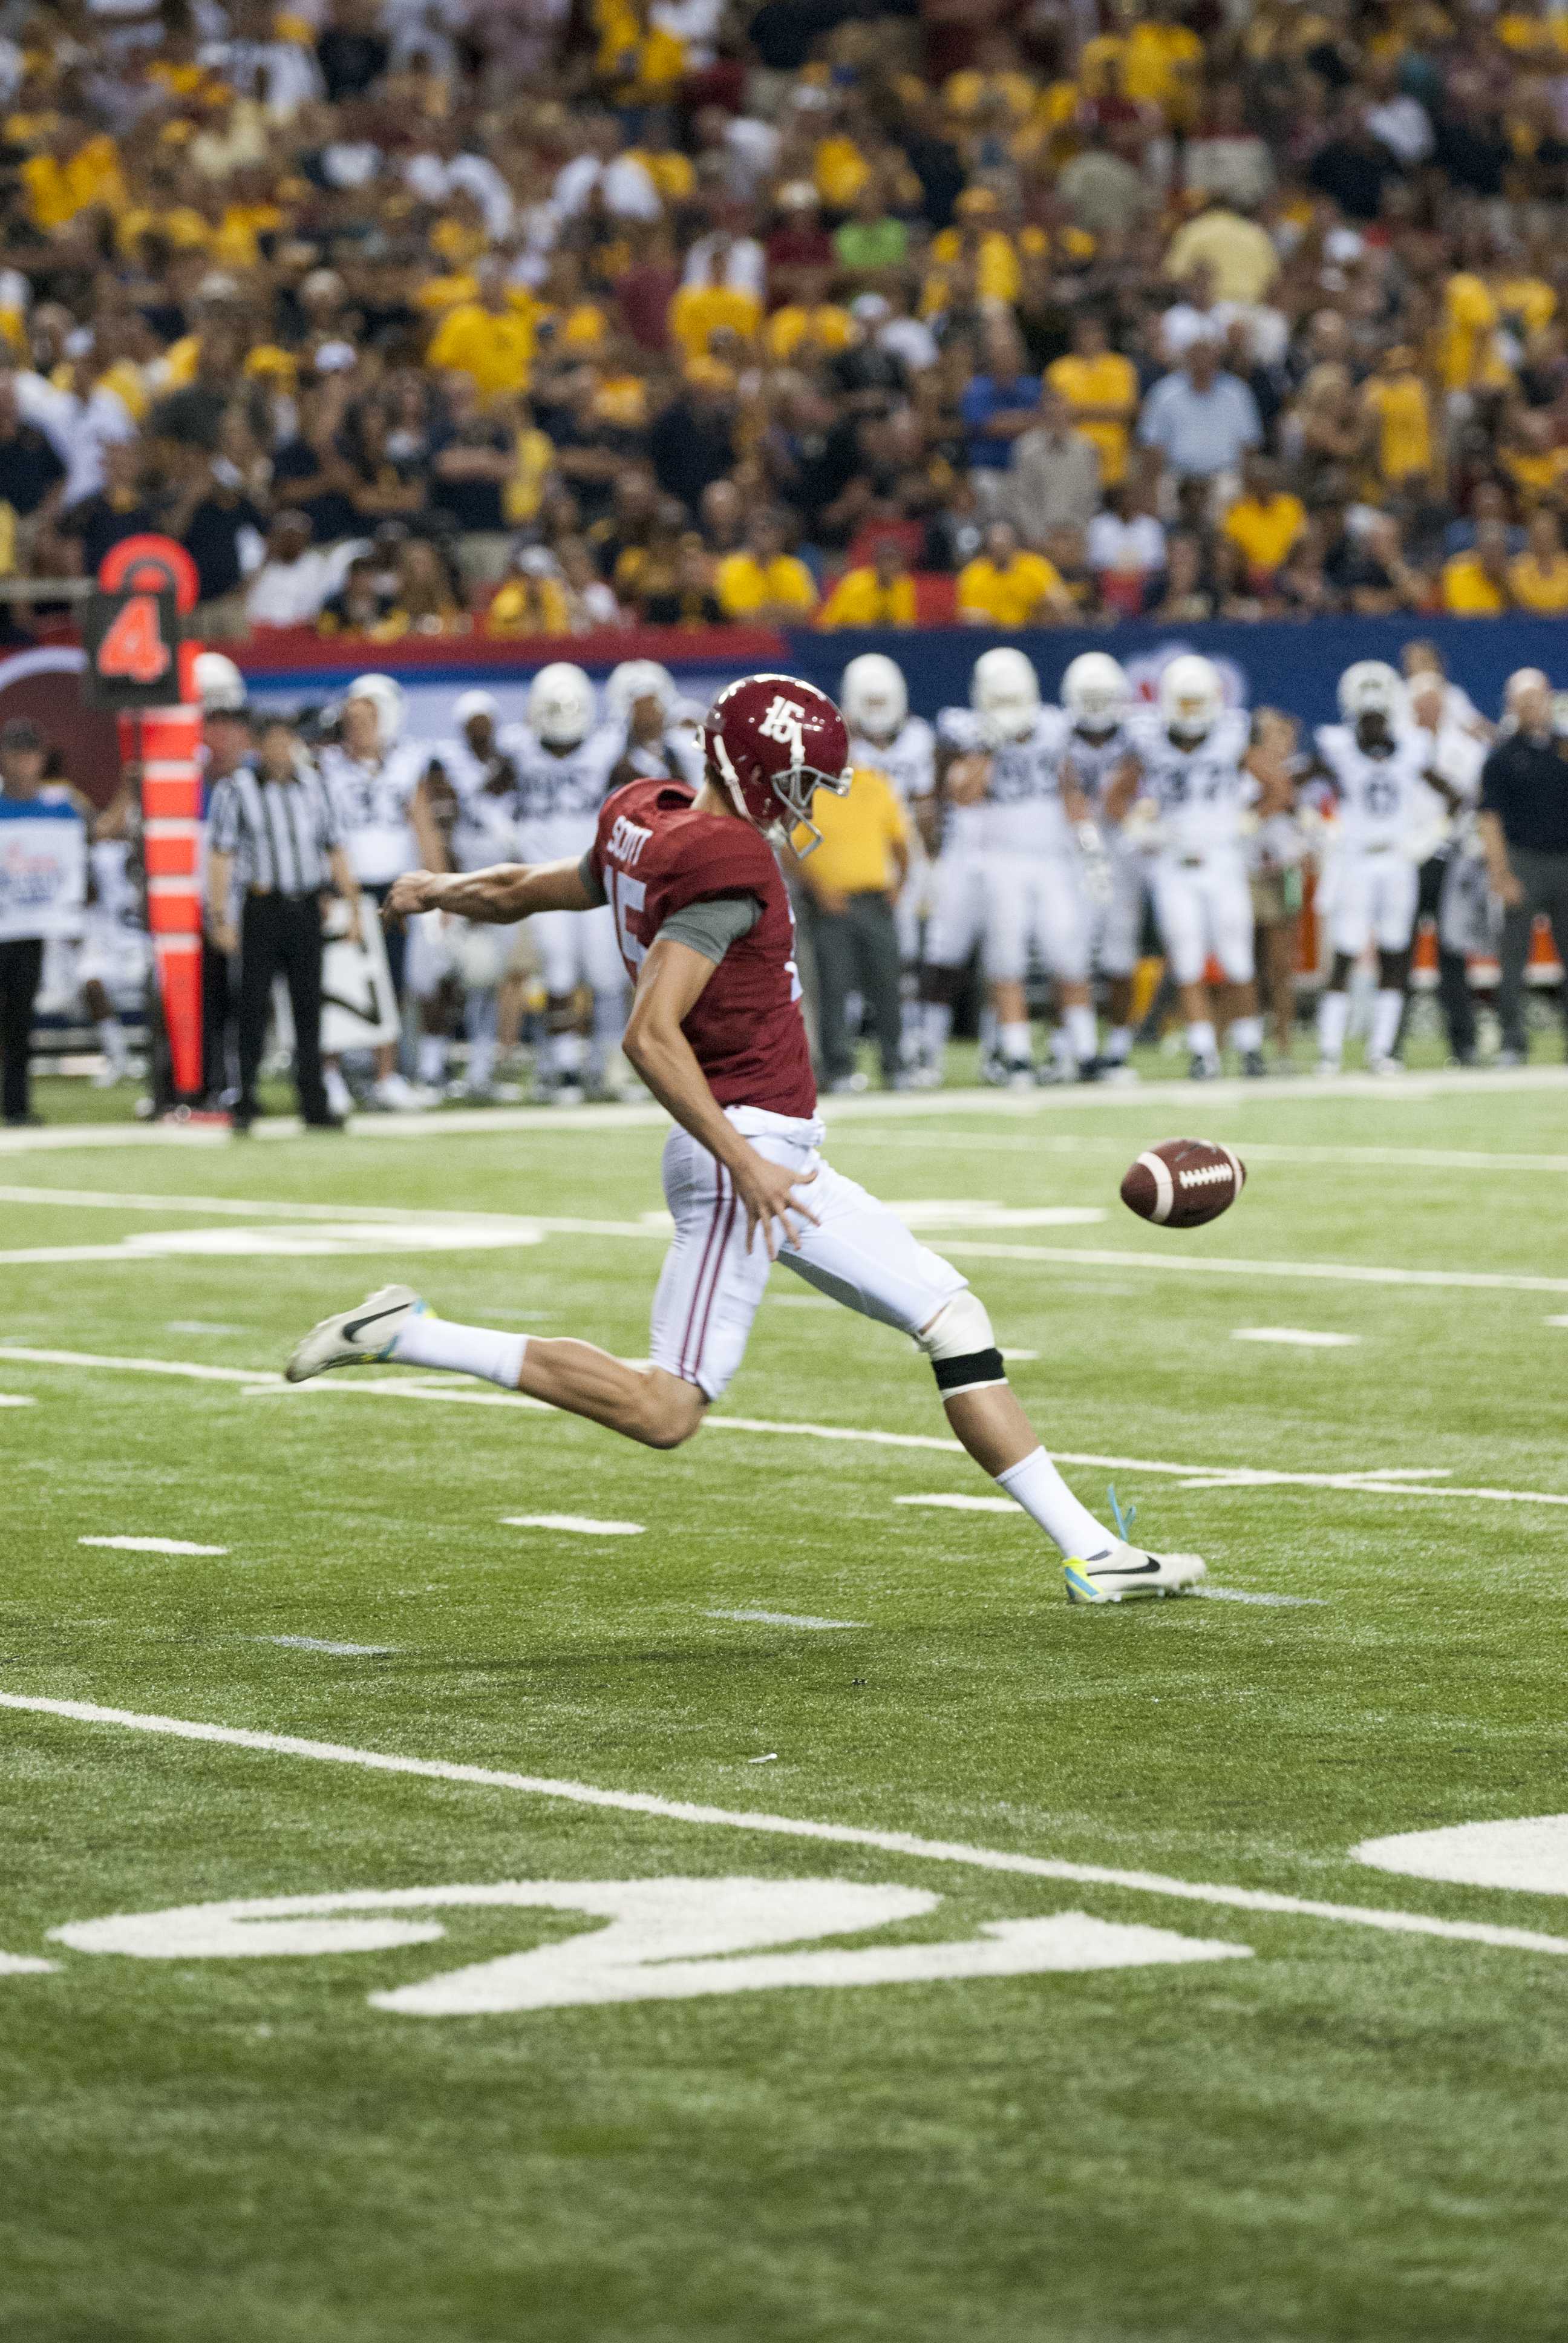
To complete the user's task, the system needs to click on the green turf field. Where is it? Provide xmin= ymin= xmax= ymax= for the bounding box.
xmin=3 ymin=1066 xmax=1568 ymax=2343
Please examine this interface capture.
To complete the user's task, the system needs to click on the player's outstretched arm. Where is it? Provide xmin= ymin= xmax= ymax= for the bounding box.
xmin=624 ymin=936 xmax=818 ymax=1259
xmin=382 ymin=858 xmax=593 ymax=925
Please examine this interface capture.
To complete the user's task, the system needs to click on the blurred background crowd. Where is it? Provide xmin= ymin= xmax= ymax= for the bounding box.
xmin=4 ymin=0 xmax=1568 ymax=642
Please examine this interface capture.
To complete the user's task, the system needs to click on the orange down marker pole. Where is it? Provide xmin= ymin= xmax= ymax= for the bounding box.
xmin=122 ymin=702 xmax=204 ymax=1099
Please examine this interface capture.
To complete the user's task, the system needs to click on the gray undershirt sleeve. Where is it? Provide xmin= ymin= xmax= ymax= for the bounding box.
xmin=577 ymin=848 xmax=608 ymax=906
xmin=658 ymin=893 xmax=760 ymax=963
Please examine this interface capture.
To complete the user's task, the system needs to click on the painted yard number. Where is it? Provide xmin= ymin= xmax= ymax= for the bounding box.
xmin=51 ymin=1877 xmax=1248 ymax=2016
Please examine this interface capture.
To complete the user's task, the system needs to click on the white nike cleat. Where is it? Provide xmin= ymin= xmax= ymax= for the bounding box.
xmin=1063 ymin=1541 xmax=1207 ymax=1605
xmin=373 ymin=1071 xmax=433 ymax=1112
xmin=286 ymin=1283 xmax=424 ymax=1383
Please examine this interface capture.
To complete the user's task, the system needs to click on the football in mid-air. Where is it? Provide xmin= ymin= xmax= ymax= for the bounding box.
xmin=1120 ymin=1139 xmax=1246 ymax=1228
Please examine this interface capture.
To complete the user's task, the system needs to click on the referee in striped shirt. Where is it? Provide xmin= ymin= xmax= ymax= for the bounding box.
xmin=206 ymin=712 xmax=364 ymax=1132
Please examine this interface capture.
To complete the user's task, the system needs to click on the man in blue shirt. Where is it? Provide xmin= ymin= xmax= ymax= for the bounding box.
xmin=960 ymin=319 xmax=1042 ymax=508
xmin=1137 ymin=339 xmax=1262 ymax=497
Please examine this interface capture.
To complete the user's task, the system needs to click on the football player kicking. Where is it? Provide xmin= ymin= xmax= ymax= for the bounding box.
xmin=287 ymin=675 xmax=1204 ymax=1605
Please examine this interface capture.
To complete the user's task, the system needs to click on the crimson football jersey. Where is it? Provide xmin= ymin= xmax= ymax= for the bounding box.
xmin=590 ymin=777 xmax=816 ymax=1118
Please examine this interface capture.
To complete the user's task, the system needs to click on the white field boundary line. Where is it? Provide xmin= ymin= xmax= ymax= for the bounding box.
xmin=2 ymin=1690 xmax=1567 ymax=1960
xmin=2 ymin=1065 xmax=1565 ymax=1155
xmin=2 ymin=1343 xmax=1564 ymax=1511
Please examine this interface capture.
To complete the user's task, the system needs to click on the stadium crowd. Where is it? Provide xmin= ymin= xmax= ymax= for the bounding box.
xmin=1 ymin=0 xmax=1567 ymax=637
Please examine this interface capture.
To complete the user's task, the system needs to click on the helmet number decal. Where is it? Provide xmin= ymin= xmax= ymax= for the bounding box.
xmin=756 ymin=695 xmax=807 ymax=759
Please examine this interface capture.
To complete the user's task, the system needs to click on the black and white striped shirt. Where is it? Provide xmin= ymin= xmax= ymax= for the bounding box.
xmin=208 ymin=761 xmax=342 ymax=897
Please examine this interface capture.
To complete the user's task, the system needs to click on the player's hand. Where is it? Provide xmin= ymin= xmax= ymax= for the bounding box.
xmin=383 ymin=871 xmax=439 ymax=925
xmin=735 ymin=1147 xmax=820 ymax=1260
xmin=946 ymin=752 xmax=991 ymax=806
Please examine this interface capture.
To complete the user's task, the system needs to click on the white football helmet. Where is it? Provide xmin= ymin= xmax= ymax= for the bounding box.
xmin=528 ymin=661 xmax=595 ymax=748
xmin=345 ymin=672 xmax=407 ymax=751
xmin=971 ymin=646 xmax=1041 ymax=744
xmin=1062 ymin=652 xmax=1128 ymax=732
xmin=605 ymin=660 xmax=676 ymax=727
xmin=841 ymin=652 xmax=908 ymax=742
xmin=1337 ymin=660 xmax=1405 ymax=725
xmin=453 ymin=688 xmax=500 ymax=730
xmin=194 ymin=650 xmax=246 ymax=713
xmin=1159 ymin=654 xmax=1223 ymax=739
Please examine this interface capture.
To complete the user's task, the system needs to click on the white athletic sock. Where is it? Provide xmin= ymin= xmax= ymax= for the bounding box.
xmin=996 ymin=1446 xmax=1114 ymax=1559
xmin=1065 ymin=1003 xmax=1097 ymax=1064
xmin=999 ymin=1019 xmax=1031 ymax=1062
xmin=1230 ymin=1014 xmax=1263 ymax=1054
xmin=390 ymin=1312 xmax=527 ymax=1389
xmin=549 ymin=1029 xmax=584 ymax=1078
xmin=1316 ymin=989 xmax=1349 ymax=1063
xmin=923 ymin=1000 xmax=952 ymax=1056
xmin=1103 ymin=1024 xmax=1132 ymax=1064
xmin=97 ymin=1014 xmax=126 ymax=1072
xmin=1371 ymin=988 xmax=1403 ymax=1061
xmin=1186 ymin=1019 xmax=1217 ymax=1058
xmin=1050 ymin=1023 xmax=1074 ymax=1069
xmin=417 ymin=1033 xmax=447 ymax=1086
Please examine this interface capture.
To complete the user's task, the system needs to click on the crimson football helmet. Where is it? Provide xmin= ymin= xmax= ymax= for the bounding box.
xmin=701 ymin=673 xmax=851 ymax=852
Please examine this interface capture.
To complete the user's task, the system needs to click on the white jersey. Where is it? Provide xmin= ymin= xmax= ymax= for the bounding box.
xmin=1128 ymin=708 xmax=1254 ymax=859
xmin=427 ymin=736 xmax=520 ymax=873
xmin=502 ymin=721 xmax=622 ymax=863
xmin=321 ymin=739 xmax=426 ymax=887
xmin=85 ymin=837 xmax=140 ymax=937
xmin=1315 ymin=723 xmax=1431 ymax=854
xmin=1058 ymin=718 xmax=1135 ymax=813
xmin=936 ymin=707 xmax=1073 ymax=858
xmin=848 ymin=715 xmax=935 ymax=810
xmin=933 ymin=709 xmax=988 ymax=857
xmin=625 ymin=727 xmax=705 ymax=788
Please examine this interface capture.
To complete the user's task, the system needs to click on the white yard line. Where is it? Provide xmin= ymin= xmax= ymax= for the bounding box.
xmin=1232 ymin=1329 xmax=1362 ymax=1348
xmin=501 ymin=1514 xmax=645 ymax=1536
xmin=261 ymin=1637 xmax=396 ymax=1656
xmin=0 ymin=1394 xmax=36 ymax=1407
xmin=79 ymin=1535 xmax=228 ymax=1556
xmin=2 ymin=1065 xmax=1564 ymax=1158
xmin=1194 ymin=1588 xmax=1327 ymax=1607
xmin=2 ymin=1690 xmax=1566 ymax=1960
xmin=2 ymin=1344 xmax=1563 ymax=1509
xmin=706 ymin=1609 xmax=861 ymax=1630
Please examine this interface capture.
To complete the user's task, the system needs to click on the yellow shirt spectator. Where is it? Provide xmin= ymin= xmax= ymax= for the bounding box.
xmin=715 ymin=551 xmax=819 ymax=619
xmin=815 ymin=567 xmax=918 ymax=628
xmin=1508 ymin=548 xmax=1568 ymax=611
xmin=1123 ymin=18 xmax=1203 ymax=117
xmin=942 ymin=67 xmax=1036 ymax=123
xmin=1362 ymin=369 xmax=1433 ymax=483
xmin=1223 ymin=490 xmax=1307 ymax=575
xmin=23 ymin=133 xmax=123 ymax=231
xmin=1439 ymin=273 xmax=1511 ymax=392
xmin=924 ymin=224 xmax=1020 ymax=309
xmin=486 ymin=574 xmax=570 ymax=636
xmin=1163 ymin=208 xmax=1279 ymax=304
xmin=1440 ymin=552 xmax=1508 ymax=614
xmin=417 ymin=271 xmax=480 ymax=315
xmin=814 ymin=134 xmax=870 ymax=206
xmin=503 ymin=424 xmax=554 ymax=527
xmin=668 ymin=283 xmax=761 ymax=364
xmin=764 ymin=302 xmax=855 ymax=361
xmin=425 ymin=301 xmax=535 ymax=399
xmin=1501 ymin=442 xmax=1568 ymax=509
xmin=1045 ymin=349 xmax=1138 ymax=484
xmin=956 ymin=549 xmax=1067 ymax=627
xmin=795 ymin=765 xmax=909 ymax=894
xmin=628 ymin=146 xmax=694 ymax=203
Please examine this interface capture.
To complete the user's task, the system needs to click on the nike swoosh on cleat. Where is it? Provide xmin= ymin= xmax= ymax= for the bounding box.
xmin=1082 ymin=1556 xmax=1163 ymax=1579
xmin=341 ymin=1303 xmax=409 ymax=1344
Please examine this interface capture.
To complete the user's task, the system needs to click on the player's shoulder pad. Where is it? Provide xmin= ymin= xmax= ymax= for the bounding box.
xmin=936 ymin=706 xmax=981 ymax=750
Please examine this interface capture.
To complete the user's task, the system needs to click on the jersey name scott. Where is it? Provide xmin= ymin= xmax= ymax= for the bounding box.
xmin=608 ymin=814 xmax=652 ymax=868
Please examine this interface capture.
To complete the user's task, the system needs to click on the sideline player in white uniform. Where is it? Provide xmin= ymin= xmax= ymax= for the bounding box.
xmin=1109 ymin=654 xmax=1291 ymax=1079
xmin=501 ymin=662 xmax=626 ymax=1102
xmin=73 ymin=777 xmax=148 ymax=1086
xmin=1310 ymin=661 xmax=1458 ymax=1076
xmin=318 ymin=673 xmax=430 ymax=1113
xmin=406 ymin=690 xmax=520 ymax=1097
xmin=840 ymin=653 xmax=935 ymax=1072
xmin=923 ymin=649 xmax=1099 ymax=1088
xmin=606 ymin=660 xmax=706 ymax=787
xmin=289 ymin=672 xmax=1206 ymax=1606
xmin=1056 ymin=652 xmax=1142 ymax=1078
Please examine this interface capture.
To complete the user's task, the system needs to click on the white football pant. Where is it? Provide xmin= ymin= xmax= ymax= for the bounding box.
xmin=650 ymin=1107 xmax=969 ymax=1399
xmin=1091 ymin=844 xmax=1146 ymax=979
xmin=923 ymin=850 xmax=989 ymax=971
xmin=1325 ymin=851 xmax=1420 ymax=958
xmin=1151 ymin=851 xmax=1255 ymax=986
xmin=981 ymin=853 xmax=1090 ymax=984
xmin=531 ymin=903 xmax=627 ymax=999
